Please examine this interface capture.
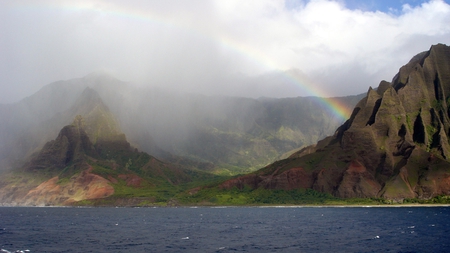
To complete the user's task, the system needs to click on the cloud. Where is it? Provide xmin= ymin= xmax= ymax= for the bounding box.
xmin=0 ymin=0 xmax=449 ymax=102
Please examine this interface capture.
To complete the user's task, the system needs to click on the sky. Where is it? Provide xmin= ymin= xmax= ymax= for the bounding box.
xmin=1 ymin=0 xmax=450 ymax=103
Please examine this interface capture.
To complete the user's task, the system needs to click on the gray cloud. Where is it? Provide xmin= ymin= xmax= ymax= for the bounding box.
xmin=1 ymin=0 xmax=449 ymax=103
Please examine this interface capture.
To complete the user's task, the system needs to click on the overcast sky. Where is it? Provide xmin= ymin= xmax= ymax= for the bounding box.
xmin=1 ymin=0 xmax=450 ymax=103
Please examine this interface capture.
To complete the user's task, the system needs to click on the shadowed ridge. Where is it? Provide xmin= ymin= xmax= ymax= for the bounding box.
xmin=0 ymin=111 xmax=218 ymax=206
xmin=25 ymin=115 xmax=98 ymax=172
xmin=220 ymin=43 xmax=450 ymax=202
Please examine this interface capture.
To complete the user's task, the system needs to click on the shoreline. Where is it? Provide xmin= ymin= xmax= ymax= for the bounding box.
xmin=1 ymin=203 xmax=450 ymax=208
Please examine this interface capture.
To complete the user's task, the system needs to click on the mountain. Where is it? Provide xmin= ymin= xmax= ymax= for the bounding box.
xmin=218 ymin=43 xmax=450 ymax=202
xmin=0 ymin=89 xmax=216 ymax=206
xmin=0 ymin=74 xmax=363 ymax=175
xmin=0 ymin=74 xmax=122 ymax=170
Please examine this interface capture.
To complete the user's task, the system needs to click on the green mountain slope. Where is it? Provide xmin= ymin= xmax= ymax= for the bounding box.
xmin=0 ymin=90 xmax=220 ymax=206
xmin=189 ymin=43 xmax=450 ymax=204
xmin=0 ymin=74 xmax=363 ymax=175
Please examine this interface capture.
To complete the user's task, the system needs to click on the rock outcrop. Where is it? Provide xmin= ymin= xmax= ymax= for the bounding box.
xmin=221 ymin=44 xmax=450 ymax=201
xmin=26 ymin=115 xmax=98 ymax=172
xmin=0 ymin=89 xmax=211 ymax=206
xmin=22 ymin=166 xmax=114 ymax=206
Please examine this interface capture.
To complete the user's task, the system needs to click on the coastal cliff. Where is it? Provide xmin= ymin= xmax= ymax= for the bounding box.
xmin=220 ymin=44 xmax=450 ymax=201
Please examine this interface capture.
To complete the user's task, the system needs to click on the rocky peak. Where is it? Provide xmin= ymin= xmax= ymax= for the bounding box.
xmin=27 ymin=115 xmax=97 ymax=172
xmin=330 ymin=44 xmax=450 ymax=199
xmin=340 ymin=44 xmax=450 ymax=159
xmin=221 ymin=43 xmax=450 ymax=201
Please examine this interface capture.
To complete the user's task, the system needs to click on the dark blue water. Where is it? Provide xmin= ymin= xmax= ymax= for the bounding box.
xmin=0 ymin=206 xmax=449 ymax=253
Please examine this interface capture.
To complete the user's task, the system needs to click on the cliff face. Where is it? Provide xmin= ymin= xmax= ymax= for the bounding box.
xmin=26 ymin=115 xmax=98 ymax=172
xmin=221 ymin=44 xmax=450 ymax=201
xmin=0 ymin=89 xmax=209 ymax=206
xmin=0 ymin=116 xmax=113 ymax=206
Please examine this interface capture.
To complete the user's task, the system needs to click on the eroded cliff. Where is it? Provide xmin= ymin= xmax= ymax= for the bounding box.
xmin=221 ymin=44 xmax=450 ymax=201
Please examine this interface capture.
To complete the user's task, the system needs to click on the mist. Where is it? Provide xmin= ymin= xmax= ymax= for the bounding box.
xmin=1 ymin=0 xmax=450 ymax=103
xmin=0 ymin=71 xmax=365 ymax=174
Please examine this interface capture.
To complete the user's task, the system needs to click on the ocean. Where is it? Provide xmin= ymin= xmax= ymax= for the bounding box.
xmin=0 ymin=206 xmax=449 ymax=252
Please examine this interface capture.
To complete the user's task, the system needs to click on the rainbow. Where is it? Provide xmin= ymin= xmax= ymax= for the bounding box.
xmin=12 ymin=1 xmax=355 ymax=120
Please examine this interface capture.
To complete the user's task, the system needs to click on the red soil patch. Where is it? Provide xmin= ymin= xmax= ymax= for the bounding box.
xmin=118 ymin=174 xmax=143 ymax=187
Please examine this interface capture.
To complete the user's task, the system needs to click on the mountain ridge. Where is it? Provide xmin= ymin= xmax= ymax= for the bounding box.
xmin=0 ymin=76 xmax=363 ymax=174
xmin=0 ymin=93 xmax=217 ymax=206
xmin=217 ymin=43 xmax=450 ymax=202
xmin=2 ymin=44 xmax=450 ymax=205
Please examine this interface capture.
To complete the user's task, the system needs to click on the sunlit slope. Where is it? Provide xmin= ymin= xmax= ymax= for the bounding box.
xmin=214 ymin=44 xmax=450 ymax=202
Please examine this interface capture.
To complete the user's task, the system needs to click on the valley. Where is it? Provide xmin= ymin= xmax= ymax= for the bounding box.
xmin=1 ymin=44 xmax=450 ymax=206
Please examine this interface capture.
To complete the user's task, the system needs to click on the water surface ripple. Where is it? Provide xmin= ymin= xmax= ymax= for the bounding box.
xmin=1 ymin=206 xmax=449 ymax=252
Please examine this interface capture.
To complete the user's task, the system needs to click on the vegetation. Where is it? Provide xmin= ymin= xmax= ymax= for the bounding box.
xmin=404 ymin=195 xmax=450 ymax=204
xmin=175 ymin=186 xmax=389 ymax=206
xmin=7 ymin=46 xmax=450 ymax=207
